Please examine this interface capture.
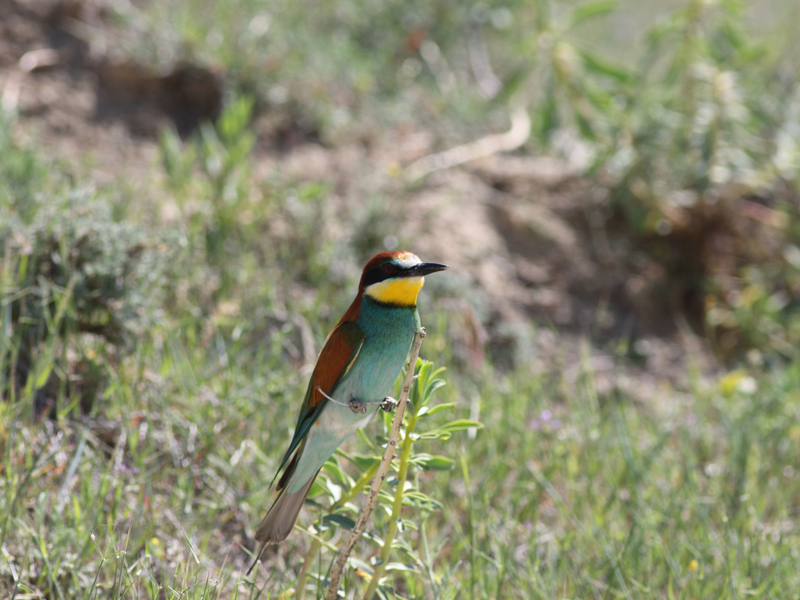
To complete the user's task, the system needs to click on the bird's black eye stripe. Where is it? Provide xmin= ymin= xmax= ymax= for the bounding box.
xmin=363 ymin=263 xmax=400 ymax=286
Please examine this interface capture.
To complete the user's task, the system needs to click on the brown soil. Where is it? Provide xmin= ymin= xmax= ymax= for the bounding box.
xmin=0 ymin=0 xmax=718 ymax=403
xmin=1 ymin=0 xmax=222 ymax=185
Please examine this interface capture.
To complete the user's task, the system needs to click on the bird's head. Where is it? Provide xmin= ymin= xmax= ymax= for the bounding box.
xmin=360 ymin=251 xmax=448 ymax=307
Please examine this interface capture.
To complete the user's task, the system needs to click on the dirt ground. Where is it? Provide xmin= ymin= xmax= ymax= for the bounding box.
xmin=0 ymin=0 xmax=719 ymax=406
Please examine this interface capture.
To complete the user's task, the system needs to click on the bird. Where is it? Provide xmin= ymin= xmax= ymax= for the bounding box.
xmin=248 ymin=251 xmax=447 ymax=572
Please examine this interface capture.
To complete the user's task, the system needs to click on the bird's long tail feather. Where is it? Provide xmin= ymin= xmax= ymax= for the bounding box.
xmin=247 ymin=471 xmax=319 ymax=575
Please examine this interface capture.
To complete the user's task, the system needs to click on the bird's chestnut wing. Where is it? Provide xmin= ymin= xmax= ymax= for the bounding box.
xmin=271 ymin=320 xmax=365 ymax=487
xmin=304 ymin=320 xmax=365 ymax=410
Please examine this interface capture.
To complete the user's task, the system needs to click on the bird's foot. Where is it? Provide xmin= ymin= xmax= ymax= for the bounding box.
xmin=348 ymin=398 xmax=367 ymax=414
xmin=380 ymin=397 xmax=398 ymax=412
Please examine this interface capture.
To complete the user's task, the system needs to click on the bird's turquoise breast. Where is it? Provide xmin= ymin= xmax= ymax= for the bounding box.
xmin=343 ymin=298 xmax=417 ymax=402
xmin=284 ymin=299 xmax=417 ymax=493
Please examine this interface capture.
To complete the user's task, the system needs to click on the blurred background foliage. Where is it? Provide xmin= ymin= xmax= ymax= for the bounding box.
xmin=103 ymin=0 xmax=800 ymax=360
xmin=2 ymin=0 xmax=800 ymax=597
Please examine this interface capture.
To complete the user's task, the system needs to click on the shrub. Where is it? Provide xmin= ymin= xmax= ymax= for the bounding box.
xmin=0 ymin=116 xmax=175 ymax=414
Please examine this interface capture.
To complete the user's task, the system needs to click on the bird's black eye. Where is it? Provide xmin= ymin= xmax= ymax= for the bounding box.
xmin=383 ymin=264 xmax=397 ymax=276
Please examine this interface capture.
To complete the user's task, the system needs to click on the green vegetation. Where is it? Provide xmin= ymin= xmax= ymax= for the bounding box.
xmin=2 ymin=0 xmax=800 ymax=598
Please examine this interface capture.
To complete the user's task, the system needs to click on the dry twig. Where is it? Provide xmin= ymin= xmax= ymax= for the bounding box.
xmin=323 ymin=327 xmax=427 ymax=599
xmin=404 ymin=104 xmax=531 ymax=181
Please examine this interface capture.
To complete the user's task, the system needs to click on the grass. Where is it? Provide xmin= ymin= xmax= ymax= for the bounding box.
xmin=3 ymin=276 xmax=800 ymax=597
xmin=3 ymin=0 xmax=800 ymax=597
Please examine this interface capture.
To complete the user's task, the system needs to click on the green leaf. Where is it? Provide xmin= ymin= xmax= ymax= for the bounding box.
xmin=417 ymin=402 xmax=456 ymax=418
xmin=18 ymin=253 xmax=29 ymax=279
xmin=324 ymin=478 xmax=343 ymax=503
xmin=421 ymin=379 xmax=446 ymax=406
xmin=298 ymin=182 xmax=327 ymax=202
xmin=357 ymin=427 xmax=378 ymax=451
xmin=320 ymin=513 xmax=356 ymax=531
xmin=411 ymin=454 xmax=456 ymax=471
xmin=580 ymin=50 xmax=633 ymax=83
xmin=569 ymin=0 xmax=617 ymax=27
xmin=347 ymin=454 xmax=381 ymax=470
xmin=385 ymin=562 xmax=418 ymax=573
xmin=322 ymin=456 xmax=349 ymax=486
xmin=575 ymin=111 xmax=597 ymax=141
xmin=397 ymin=518 xmax=419 ymax=532
xmin=410 ymin=430 xmax=452 ymax=441
xmin=361 ymin=529 xmax=385 ymax=546
xmin=308 ymin=478 xmax=327 ymax=498
xmin=403 ymin=491 xmax=443 ymax=510
xmin=36 ymin=360 xmax=54 ymax=390
xmin=411 ymin=360 xmax=433 ymax=404
xmin=581 ymin=81 xmax=615 ymax=114
xmin=494 ymin=68 xmax=529 ymax=106
xmin=349 ymin=557 xmax=373 ymax=575
xmin=538 ymin=80 xmax=559 ymax=142
xmin=428 ymin=366 xmax=447 ymax=380
xmin=417 ymin=359 xmax=432 ymax=380
xmin=391 ymin=538 xmax=420 ymax=559
xmin=440 ymin=420 xmax=484 ymax=432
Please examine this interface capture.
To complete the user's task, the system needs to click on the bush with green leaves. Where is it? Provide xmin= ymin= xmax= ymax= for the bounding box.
xmin=597 ymin=0 xmax=800 ymax=360
xmin=0 ymin=116 xmax=176 ymax=414
xmin=499 ymin=0 xmax=800 ymax=361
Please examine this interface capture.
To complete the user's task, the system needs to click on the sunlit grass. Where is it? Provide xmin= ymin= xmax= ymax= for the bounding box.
xmin=3 ymin=311 xmax=800 ymax=597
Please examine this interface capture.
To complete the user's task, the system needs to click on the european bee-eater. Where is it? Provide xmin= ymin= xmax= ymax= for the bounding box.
xmin=249 ymin=251 xmax=447 ymax=569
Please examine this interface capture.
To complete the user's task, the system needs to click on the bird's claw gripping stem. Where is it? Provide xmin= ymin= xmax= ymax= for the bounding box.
xmin=380 ymin=397 xmax=398 ymax=413
xmin=348 ymin=398 xmax=367 ymax=414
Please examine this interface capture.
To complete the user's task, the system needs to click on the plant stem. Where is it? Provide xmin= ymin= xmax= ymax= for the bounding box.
xmin=361 ymin=413 xmax=417 ymax=600
xmin=296 ymin=462 xmax=380 ymax=600
xmin=295 ymin=537 xmax=321 ymax=600
xmin=324 ymin=328 xmax=426 ymax=600
xmin=462 ymin=453 xmax=477 ymax=600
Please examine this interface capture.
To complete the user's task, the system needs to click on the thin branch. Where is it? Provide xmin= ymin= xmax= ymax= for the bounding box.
xmin=324 ymin=328 xmax=427 ymax=599
xmin=404 ymin=104 xmax=531 ymax=181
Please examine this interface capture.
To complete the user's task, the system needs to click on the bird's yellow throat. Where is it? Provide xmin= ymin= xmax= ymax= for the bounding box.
xmin=365 ymin=277 xmax=425 ymax=307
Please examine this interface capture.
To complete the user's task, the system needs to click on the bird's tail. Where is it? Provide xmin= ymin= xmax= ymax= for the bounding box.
xmin=247 ymin=470 xmax=319 ymax=575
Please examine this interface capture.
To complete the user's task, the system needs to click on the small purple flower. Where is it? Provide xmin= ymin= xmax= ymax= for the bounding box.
xmin=528 ymin=409 xmax=561 ymax=431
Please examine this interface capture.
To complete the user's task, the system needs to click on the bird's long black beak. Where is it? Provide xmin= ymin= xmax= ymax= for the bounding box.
xmin=407 ymin=262 xmax=449 ymax=277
